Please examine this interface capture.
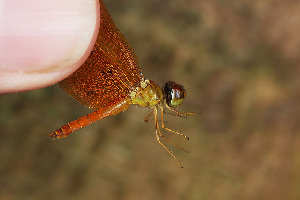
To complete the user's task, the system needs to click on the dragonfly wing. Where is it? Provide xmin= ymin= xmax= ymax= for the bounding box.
xmin=59 ymin=0 xmax=143 ymax=110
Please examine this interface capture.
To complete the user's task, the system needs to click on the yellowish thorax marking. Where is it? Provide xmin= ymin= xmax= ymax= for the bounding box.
xmin=130 ymin=79 xmax=163 ymax=108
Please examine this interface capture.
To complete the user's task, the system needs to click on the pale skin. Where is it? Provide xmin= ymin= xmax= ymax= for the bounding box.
xmin=0 ymin=0 xmax=100 ymax=94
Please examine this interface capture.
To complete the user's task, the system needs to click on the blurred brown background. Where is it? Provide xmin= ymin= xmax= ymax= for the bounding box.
xmin=1 ymin=0 xmax=300 ymax=199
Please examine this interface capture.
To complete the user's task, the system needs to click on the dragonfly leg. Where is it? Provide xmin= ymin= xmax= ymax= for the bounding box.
xmin=154 ymin=106 xmax=183 ymax=168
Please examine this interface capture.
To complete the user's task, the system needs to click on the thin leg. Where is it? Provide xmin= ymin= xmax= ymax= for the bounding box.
xmin=154 ymin=107 xmax=183 ymax=168
xmin=163 ymin=110 xmax=189 ymax=119
xmin=160 ymin=106 xmax=190 ymax=140
xmin=165 ymin=104 xmax=197 ymax=117
xmin=160 ymin=135 xmax=190 ymax=153
xmin=144 ymin=110 xmax=154 ymax=122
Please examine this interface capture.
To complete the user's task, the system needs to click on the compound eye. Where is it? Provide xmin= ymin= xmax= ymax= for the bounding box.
xmin=163 ymin=81 xmax=185 ymax=108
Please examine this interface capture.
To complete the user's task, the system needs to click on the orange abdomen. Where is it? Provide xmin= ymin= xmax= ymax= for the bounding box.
xmin=49 ymin=99 xmax=130 ymax=139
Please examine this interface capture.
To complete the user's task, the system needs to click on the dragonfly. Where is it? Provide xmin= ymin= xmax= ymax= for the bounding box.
xmin=49 ymin=0 xmax=193 ymax=168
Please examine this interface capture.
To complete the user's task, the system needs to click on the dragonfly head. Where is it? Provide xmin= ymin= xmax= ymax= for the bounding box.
xmin=163 ymin=81 xmax=185 ymax=108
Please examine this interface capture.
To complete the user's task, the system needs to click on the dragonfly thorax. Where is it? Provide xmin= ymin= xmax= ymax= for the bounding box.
xmin=130 ymin=79 xmax=164 ymax=108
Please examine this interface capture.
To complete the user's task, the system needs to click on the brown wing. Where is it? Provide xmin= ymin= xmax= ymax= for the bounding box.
xmin=59 ymin=0 xmax=143 ymax=110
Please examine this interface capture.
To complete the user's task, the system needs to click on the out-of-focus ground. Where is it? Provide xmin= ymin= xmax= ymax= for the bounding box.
xmin=1 ymin=0 xmax=300 ymax=199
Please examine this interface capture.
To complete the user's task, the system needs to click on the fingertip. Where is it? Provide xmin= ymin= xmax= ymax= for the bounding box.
xmin=0 ymin=0 xmax=100 ymax=94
